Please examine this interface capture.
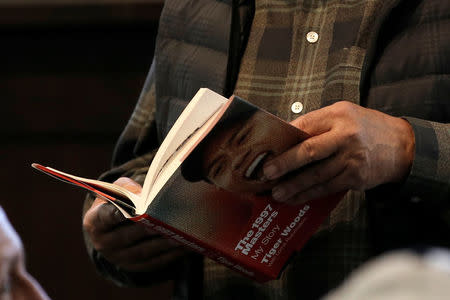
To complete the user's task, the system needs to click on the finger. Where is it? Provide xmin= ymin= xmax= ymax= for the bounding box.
xmin=83 ymin=202 xmax=126 ymax=234
xmin=284 ymin=171 xmax=350 ymax=205
xmin=271 ymin=153 xmax=345 ymax=203
xmin=92 ymin=197 xmax=107 ymax=209
xmin=105 ymin=237 xmax=183 ymax=267
xmin=264 ymin=130 xmax=340 ymax=180
xmin=290 ymin=105 xmax=335 ymax=134
xmin=93 ymin=222 xmax=156 ymax=252
xmin=113 ymin=177 xmax=142 ymax=195
xmin=119 ymin=248 xmax=188 ymax=272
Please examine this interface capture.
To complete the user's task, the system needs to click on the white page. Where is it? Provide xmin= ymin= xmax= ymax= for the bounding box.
xmin=139 ymin=88 xmax=227 ymax=212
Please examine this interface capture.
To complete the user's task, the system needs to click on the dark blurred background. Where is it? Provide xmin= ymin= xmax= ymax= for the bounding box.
xmin=0 ymin=0 xmax=171 ymax=299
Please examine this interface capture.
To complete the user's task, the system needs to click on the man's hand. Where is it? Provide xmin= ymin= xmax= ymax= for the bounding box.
xmin=83 ymin=177 xmax=188 ymax=272
xmin=263 ymin=101 xmax=415 ymax=205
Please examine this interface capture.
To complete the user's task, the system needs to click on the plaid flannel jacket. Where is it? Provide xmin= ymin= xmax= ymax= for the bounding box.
xmin=83 ymin=0 xmax=450 ymax=299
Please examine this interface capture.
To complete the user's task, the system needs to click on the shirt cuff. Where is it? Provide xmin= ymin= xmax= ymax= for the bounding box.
xmin=399 ymin=117 xmax=450 ymax=204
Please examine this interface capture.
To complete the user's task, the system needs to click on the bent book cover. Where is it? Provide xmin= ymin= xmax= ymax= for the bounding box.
xmin=33 ymin=89 xmax=343 ymax=282
xmin=132 ymin=94 xmax=342 ymax=282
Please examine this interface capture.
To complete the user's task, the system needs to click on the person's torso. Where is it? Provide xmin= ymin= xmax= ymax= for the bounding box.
xmin=151 ymin=0 xmax=450 ymax=299
xmin=203 ymin=1 xmax=382 ymax=299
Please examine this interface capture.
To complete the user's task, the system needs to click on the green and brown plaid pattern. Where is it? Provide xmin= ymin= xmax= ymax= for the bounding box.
xmin=203 ymin=1 xmax=383 ymax=298
xmin=234 ymin=0 xmax=383 ymax=120
xmin=83 ymin=0 xmax=450 ymax=298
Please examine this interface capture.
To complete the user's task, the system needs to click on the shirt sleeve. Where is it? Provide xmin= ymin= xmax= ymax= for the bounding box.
xmin=401 ymin=117 xmax=450 ymax=205
xmin=81 ymin=61 xmax=194 ymax=287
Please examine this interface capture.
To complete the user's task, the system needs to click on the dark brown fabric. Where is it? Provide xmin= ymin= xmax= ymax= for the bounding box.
xmin=82 ymin=0 xmax=450 ymax=299
xmin=203 ymin=1 xmax=383 ymax=298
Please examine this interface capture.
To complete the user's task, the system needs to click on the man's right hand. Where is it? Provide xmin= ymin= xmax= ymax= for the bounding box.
xmin=83 ymin=177 xmax=188 ymax=272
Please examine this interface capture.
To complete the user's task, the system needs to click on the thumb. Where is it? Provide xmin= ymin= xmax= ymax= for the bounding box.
xmin=91 ymin=197 xmax=107 ymax=209
xmin=113 ymin=177 xmax=142 ymax=195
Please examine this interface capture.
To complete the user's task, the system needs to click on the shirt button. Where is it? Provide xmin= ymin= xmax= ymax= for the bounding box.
xmin=291 ymin=102 xmax=303 ymax=113
xmin=306 ymin=31 xmax=319 ymax=43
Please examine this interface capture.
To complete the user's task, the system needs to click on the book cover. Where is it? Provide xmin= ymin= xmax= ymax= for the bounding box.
xmin=33 ymin=89 xmax=343 ymax=282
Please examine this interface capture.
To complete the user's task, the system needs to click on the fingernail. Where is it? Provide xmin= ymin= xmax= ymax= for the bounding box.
xmin=272 ymin=187 xmax=285 ymax=202
xmin=264 ymin=163 xmax=278 ymax=180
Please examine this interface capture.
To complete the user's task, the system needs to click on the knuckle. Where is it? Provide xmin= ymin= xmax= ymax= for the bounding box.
xmin=333 ymin=100 xmax=354 ymax=113
xmin=331 ymin=101 xmax=347 ymax=116
xmin=294 ymin=115 xmax=308 ymax=130
xmin=332 ymin=101 xmax=361 ymax=123
xmin=343 ymin=122 xmax=363 ymax=139
xmin=300 ymin=140 xmax=317 ymax=163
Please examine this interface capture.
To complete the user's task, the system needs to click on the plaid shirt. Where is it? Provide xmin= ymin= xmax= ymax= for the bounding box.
xmin=203 ymin=1 xmax=381 ymax=299
xmin=83 ymin=0 xmax=450 ymax=299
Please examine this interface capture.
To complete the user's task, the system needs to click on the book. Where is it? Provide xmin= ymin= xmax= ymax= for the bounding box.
xmin=32 ymin=88 xmax=343 ymax=282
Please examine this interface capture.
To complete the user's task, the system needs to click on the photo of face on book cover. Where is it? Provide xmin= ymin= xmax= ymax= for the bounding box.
xmin=147 ymin=96 xmax=314 ymax=257
xmin=31 ymin=91 xmax=343 ymax=280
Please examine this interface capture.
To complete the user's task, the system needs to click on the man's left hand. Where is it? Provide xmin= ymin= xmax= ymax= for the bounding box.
xmin=263 ymin=101 xmax=415 ymax=205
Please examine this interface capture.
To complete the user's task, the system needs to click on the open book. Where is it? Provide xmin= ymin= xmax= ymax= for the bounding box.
xmin=33 ymin=88 xmax=343 ymax=282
